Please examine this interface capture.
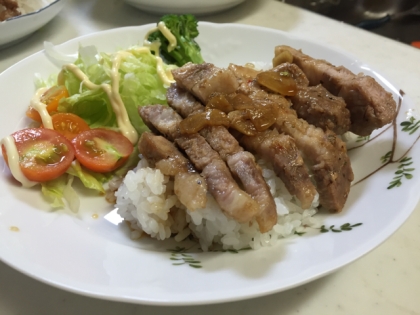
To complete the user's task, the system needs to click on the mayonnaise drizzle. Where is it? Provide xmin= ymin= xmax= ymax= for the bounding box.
xmin=144 ymin=21 xmax=177 ymax=54
xmin=155 ymin=56 xmax=176 ymax=86
xmin=61 ymin=44 xmax=176 ymax=145
xmin=62 ymin=61 xmax=139 ymax=144
xmin=1 ymin=136 xmax=37 ymax=187
xmin=31 ymin=87 xmax=53 ymax=129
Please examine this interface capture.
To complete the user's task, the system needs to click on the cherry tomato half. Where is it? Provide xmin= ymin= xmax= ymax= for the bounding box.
xmin=71 ymin=129 xmax=133 ymax=173
xmin=50 ymin=113 xmax=90 ymax=141
xmin=26 ymin=86 xmax=69 ymax=122
xmin=2 ymin=128 xmax=75 ymax=182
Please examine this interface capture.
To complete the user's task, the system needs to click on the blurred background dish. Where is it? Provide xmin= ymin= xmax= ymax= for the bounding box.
xmin=283 ymin=0 xmax=420 ymax=47
xmin=0 ymin=0 xmax=66 ymax=49
xmin=123 ymin=0 xmax=246 ymax=15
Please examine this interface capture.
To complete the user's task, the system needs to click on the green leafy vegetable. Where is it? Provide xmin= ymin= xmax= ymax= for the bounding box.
xmin=40 ymin=161 xmax=109 ymax=211
xmin=148 ymin=14 xmax=204 ymax=66
xmin=58 ymin=46 xmax=170 ymax=134
xmin=63 ymin=175 xmax=80 ymax=213
xmin=114 ymin=145 xmax=140 ymax=177
xmin=41 ymin=176 xmax=67 ymax=208
xmin=66 ymin=161 xmax=107 ymax=194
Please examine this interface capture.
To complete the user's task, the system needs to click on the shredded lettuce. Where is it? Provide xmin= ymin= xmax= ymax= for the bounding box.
xmin=59 ymin=89 xmax=117 ymax=128
xmin=40 ymin=161 xmax=108 ymax=211
xmin=66 ymin=161 xmax=107 ymax=194
xmin=41 ymin=174 xmax=81 ymax=213
xmin=58 ymin=46 xmax=171 ymax=134
xmin=114 ymin=145 xmax=140 ymax=177
xmin=41 ymin=176 xmax=67 ymax=209
xmin=34 ymin=72 xmax=57 ymax=90
xmin=63 ymin=176 xmax=80 ymax=213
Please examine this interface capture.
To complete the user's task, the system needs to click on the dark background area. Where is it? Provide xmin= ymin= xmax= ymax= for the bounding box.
xmin=284 ymin=0 xmax=420 ymax=47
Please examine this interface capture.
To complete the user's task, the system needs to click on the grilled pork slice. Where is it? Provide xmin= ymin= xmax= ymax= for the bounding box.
xmin=167 ymin=84 xmax=243 ymax=159
xmin=167 ymin=84 xmax=277 ymax=232
xmin=172 ymin=62 xmax=239 ymax=103
xmin=138 ymin=132 xmax=207 ymax=211
xmin=225 ymin=151 xmax=277 ymax=232
xmin=274 ymin=105 xmax=354 ymax=212
xmin=240 ymin=129 xmax=317 ymax=209
xmin=228 ymin=64 xmax=261 ymax=84
xmin=169 ymin=67 xmax=318 ymax=210
xmin=290 ymin=85 xmax=351 ymax=135
xmin=139 ymin=105 xmax=259 ymax=224
xmin=238 ymin=78 xmax=353 ymax=212
xmin=275 ymin=45 xmax=397 ymax=136
xmin=232 ymin=63 xmax=350 ymax=134
xmin=273 ymin=62 xmax=350 ymax=134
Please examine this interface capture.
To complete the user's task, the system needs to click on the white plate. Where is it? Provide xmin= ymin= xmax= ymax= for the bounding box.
xmin=0 ymin=23 xmax=419 ymax=306
xmin=0 ymin=0 xmax=66 ymax=49
xmin=124 ymin=0 xmax=246 ymax=15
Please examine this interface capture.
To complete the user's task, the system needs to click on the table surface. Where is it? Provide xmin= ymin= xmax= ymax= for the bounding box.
xmin=1 ymin=0 xmax=420 ymax=314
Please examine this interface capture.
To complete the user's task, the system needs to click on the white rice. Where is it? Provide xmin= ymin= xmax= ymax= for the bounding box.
xmin=115 ymin=157 xmax=321 ymax=251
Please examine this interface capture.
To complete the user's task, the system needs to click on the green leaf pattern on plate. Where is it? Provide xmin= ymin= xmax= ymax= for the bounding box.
xmin=320 ymin=223 xmax=363 ymax=233
xmin=401 ymin=116 xmax=420 ymax=135
xmin=351 ymin=90 xmax=418 ymax=189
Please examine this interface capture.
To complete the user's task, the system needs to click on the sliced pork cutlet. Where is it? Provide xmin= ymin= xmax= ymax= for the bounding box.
xmin=167 ymin=84 xmax=277 ymax=232
xmin=274 ymin=105 xmax=354 ymax=212
xmin=229 ymin=64 xmax=282 ymax=105
xmin=239 ymin=80 xmax=353 ymax=212
xmin=239 ymin=62 xmax=351 ymax=135
xmin=239 ymin=129 xmax=317 ymax=209
xmin=274 ymin=45 xmax=397 ymax=136
xmin=273 ymin=63 xmax=350 ymax=134
xmin=223 ymin=66 xmax=319 ymax=209
xmin=138 ymin=132 xmax=207 ymax=211
xmin=139 ymin=105 xmax=259 ymax=224
xmin=171 ymin=62 xmax=239 ymax=103
xmin=228 ymin=64 xmax=262 ymax=84
xmin=290 ymin=84 xmax=351 ymax=135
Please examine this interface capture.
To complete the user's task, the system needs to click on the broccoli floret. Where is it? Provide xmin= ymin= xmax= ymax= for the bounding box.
xmin=148 ymin=14 xmax=204 ymax=67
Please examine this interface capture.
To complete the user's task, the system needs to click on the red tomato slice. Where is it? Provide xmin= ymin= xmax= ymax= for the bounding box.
xmin=2 ymin=128 xmax=75 ymax=182
xmin=71 ymin=129 xmax=134 ymax=173
xmin=26 ymin=86 xmax=69 ymax=122
xmin=50 ymin=113 xmax=90 ymax=141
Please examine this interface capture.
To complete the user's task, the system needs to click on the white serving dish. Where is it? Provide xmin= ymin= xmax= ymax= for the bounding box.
xmin=0 ymin=0 xmax=66 ymax=49
xmin=124 ymin=0 xmax=246 ymax=15
xmin=0 ymin=22 xmax=419 ymax=306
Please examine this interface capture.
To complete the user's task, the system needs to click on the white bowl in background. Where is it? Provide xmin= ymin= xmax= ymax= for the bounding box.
xmin=0 ymin=0 xmax=66 ymax=49
xmin=124 ymin=0 xmax=246 ymax=15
